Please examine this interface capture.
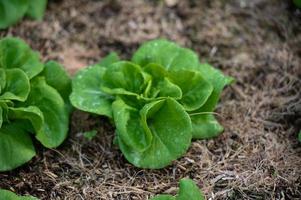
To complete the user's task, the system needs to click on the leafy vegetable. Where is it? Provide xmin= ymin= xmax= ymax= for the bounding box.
xmin=0 ymin=189 xmax=39 ymax=200
xmin=71 ymin=39 xmax=233 ymax=169
xmin=150 ymin=178 xmax=205 ymax=200
xmin=0 ymin=37 xmax=71 ymax=171
xmin=26 ymin=0 xmax=48 ymax=20
xmin=0 ymin=0 xmax=48 ymax=29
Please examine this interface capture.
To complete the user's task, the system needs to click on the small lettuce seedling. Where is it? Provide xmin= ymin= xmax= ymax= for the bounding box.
xmin=0 ymin=0 xmax=48 ymax=29
xmin=70 ymin=39 xmax=233 ymax=169
xmin=0 ymin=189 xmax=38 ymax=200
xmin=0 ymin=37 xmax=71 ymax=171
xmin=150 ymin=178 xmax=205 ymax=200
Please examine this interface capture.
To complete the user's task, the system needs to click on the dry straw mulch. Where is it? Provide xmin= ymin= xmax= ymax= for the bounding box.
xmin=0 ymin=0 xmax=300 ymax=199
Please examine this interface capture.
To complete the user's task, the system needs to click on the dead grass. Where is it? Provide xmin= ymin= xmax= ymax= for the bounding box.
xmin=0 ymin=0 xmax=300 ymax=199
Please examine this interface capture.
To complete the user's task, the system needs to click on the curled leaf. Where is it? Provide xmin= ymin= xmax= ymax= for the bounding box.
xmin=113 ymin=99 xmax=152 ymax=152
xmin=118 ymin=98 xmax=192 ymax=169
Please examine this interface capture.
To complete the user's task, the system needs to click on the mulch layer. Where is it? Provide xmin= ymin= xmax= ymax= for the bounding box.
xmin=0 ymin=0 xmax=300 ymax=199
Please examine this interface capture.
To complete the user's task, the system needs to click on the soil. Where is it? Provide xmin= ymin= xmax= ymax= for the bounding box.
xmin=0 ymin=0 xmax=301 ymax=199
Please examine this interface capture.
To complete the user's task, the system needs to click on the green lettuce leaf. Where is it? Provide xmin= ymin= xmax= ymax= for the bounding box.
xmin=169 ymin=70 xmax=213 ymax=111
xmin=102 ymin=61 xmax=149 ymax=95
xmin=8 ymin=106 xmax=44 ymax=134
xmin=177 ymin=179 xmax=205 ymax=200
xmin=0 ymin=189 xmax=39 ymax=200
xmin=70 ymin=64 xmax=113 ymax=118
xmin=190 ymin=114 xmax=224 ymax=139
xmin=0 ymin=124 xmax=35 ymax=172
xmin=97 ymin=52 xmax=120 ymax=67
xmin=25 ymin=0 xmax=47 ymax=20
xmin=144 ymin=64 xmax=182 ymax=99
xmin=0 ymin=69 xmax=30 ymax=102
xmin=151 ymin=195 xmax=175 ymax=200
xmin=0 ymin=37 xmax=44 ymax=79
xmin=0 ymin=68 xmax=5 ymax=93
xmin=112 ymin=99 xmax=152 ymax=152
xmin=42 ymin=61 xmax=71 ymax=104
xmin=196 ymin=63 xmax=234 ymax=112
xmin=189 ymin=63 xmax=233 ymax=139
xmin=150 ymin=179 xmax=205 ymax=200
xmin=117 ymin=98 xmax=192 ymax=169
xmin=20 ymin=77 xmax=69 ymax=148
xmin=132 ymin=39 xmax=199 ymax=72
xmin=0 ymin=107 xmax=3 ymax=128
xmin=0 ymin=0 xmax=29 ymax=29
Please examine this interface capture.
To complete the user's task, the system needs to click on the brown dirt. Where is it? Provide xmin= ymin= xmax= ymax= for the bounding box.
xmin=1 ymin=0 xmax=301 ymax=199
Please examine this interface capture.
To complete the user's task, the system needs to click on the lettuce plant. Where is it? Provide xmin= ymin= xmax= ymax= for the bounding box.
xmin=0 ymin=0 xmax=48 ymax=29
xmin=70 ymin=39 xmax=233 ymax=169
xmin=150 ymin=178 xmax=205 ymax=200
xmin=0 ymin=189 xmax=38 ymax=200
xmin=0 ymin=37 xmax=71 ymax=171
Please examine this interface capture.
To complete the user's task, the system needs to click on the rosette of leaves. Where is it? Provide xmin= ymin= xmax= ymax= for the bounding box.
xmin=0 ymin=0 xmax=48 ymax=29
xmin=0 ymin=189 xmax=39 ymax=200
xmin=70 ymin=39 xmax=233 ymax=169
xmin=150 ymin=178 xmax=205 ymax=200
xmin=0 ymin=37 xmax=71 ymax=171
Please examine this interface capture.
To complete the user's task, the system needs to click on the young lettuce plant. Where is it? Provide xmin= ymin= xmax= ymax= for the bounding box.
xmin=0 ymin=189 xmax=39 ymax=200
xmin=150 ymin=178 xmax=205 ymax=200
xmin=70 ymin=39 xmax=233 ymax=169
xmin=0 ymin=37 xmax=71 ymax=171
xmin=0 ymin=0 xmax=48 ymax=29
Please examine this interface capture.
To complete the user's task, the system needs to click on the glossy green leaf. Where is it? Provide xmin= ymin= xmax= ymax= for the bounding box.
xmin=42 ymin=61 xmax=71 ymax=104
xmin=169 ymin=70 xmax=213 ymax=111
xmin=8 ymin=106 xmax=44 ymax=134
xmin=20 ymin=77 xmax=68 ymax=148
xmin=0 ymin=69 xmax=30 ymax=102
xmin=112 ymin=99 xmax=152 ymax=152
xmin=25 ymin=0 xmax=47 ymax=20
xmin=0 ymin=0 xmax=29 ymax=29
xmin=144 ymin=64 xmax=182 ymax=99
xmin=132 ymin=39 xmax=199 ymax=71
xmin=0 ymin=100 xmax=10 ymax=126
xmin=0 ymin=107 xmax=3 ymax=128
xmin=70 ymin=64 xmax=113 ymax=118
xmin=150 ymin=195 xmax=175 ymax=200
xmin=0 ymin=68 xmax=6 ymax=93
xmin=190 ymin=114 xmax=223 ymax=139
xmin=150 ymin=178 xmax=205 ymax=200
xmin=118 ymin=98 xmax=192 ymax=169
xmin=196 ymin=63 xmax=233 ymax=112
xmin=97 ymin=52 xmax=120 ymax=67
xmin=0 ymin=189 xmax=39 ymax=200
xmin=0 ymin=37 xmax=43 ymax=79
xmin=102 ymin=61 xmax=149 ymax=95
xmin=177 ymin=179 xmax=205 ymax=200
xmin=0 ymin=124 xmax=35 ymax=172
